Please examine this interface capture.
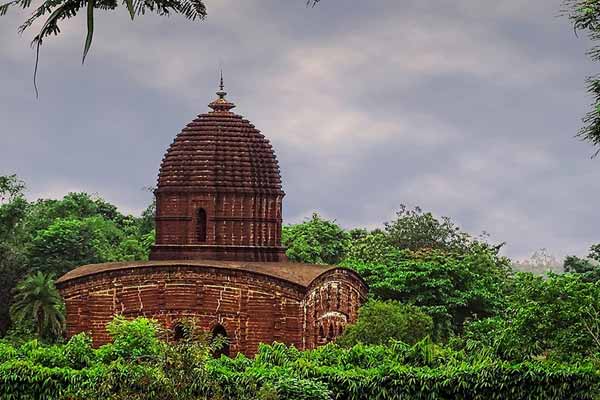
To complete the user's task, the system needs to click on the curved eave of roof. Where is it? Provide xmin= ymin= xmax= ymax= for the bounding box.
xmin=55 ymin=260 xmax=361 ymax=290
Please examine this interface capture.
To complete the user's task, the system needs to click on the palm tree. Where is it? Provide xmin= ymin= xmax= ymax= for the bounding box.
xmin=10 ymin=271 xmax=65 ymax=341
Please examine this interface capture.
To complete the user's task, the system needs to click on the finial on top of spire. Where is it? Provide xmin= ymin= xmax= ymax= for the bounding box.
xmin=209 ymin=71 xmax=236 ymax=113
xmin=216 ymin=70 xmax=227 ymax=99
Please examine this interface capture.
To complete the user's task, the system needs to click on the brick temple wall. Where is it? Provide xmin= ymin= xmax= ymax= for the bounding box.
xmin=152 ymin=191 xmax=286 ymax=261
xmin=301 ymin=269 xmax=368 ymax=350
xmin=58 ymin=265 xmax=366 ymax=356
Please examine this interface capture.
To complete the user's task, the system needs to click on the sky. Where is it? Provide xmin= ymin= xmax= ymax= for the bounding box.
xmin=0 ymin=0 xmax=598 ymax=261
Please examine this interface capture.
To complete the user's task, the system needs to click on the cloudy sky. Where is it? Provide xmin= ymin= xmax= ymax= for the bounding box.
xmin=1 ymin=0 xmax=598 ymax=260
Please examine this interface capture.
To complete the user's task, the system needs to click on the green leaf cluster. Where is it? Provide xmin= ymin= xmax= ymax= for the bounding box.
xmin=282 ymin=213 xmax=350 ymax=265
xmin=336 ymin=300 xmax=433 ymax=347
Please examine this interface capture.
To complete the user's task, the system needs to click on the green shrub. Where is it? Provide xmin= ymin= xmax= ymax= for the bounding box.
xmin=336 ymin=300 xmax=433 ymax=347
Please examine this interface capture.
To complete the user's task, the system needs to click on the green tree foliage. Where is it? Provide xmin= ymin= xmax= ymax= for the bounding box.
xmin=343 ymin=247 xmax=512 ymax=339
xmin=0 ymin=175 xmax=25 ymax=203
xmin=344 ymin=230 xmax=400 ymax=265
xmin=336 ymin=300 xmax=433 ymax=347
xmin=0 ymin=176 xmax=29 ymax=335
xmin=563 ymin=243 xmax=600 ymax=281
xmin=0 ymin=175 xmax=154 ymax=337
xmin=9 ymin=272 xmax=65 ymax=342
xmin=0 ymin=243 xmax=28 ymax=335
xmin=465 ymin=272 xmax=600 ymax=362
xmin=564 ymin=0 xmax=600 ymax=154
xmin=282 ymin=213 xmax=350 ymax=264
xmin=384 ymin=204 xmax=499 ymax=253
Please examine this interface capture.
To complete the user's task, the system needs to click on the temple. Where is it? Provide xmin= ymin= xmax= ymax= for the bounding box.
xmin=56 ymin=80 xmax=368 ymax=356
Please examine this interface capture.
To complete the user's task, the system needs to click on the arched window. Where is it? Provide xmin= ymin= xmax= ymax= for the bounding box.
xmin=327 ymin=325 xmax=334 ymax=341
xmin=338 ymin=325 xmax=344 ymax=336
xmin=211 ymin=324 xmax=230 ymax=357
xmin=196 ymin=208 xmax=207 ymax=242
xmin=318 ymin=325 xmax=325 ymax=339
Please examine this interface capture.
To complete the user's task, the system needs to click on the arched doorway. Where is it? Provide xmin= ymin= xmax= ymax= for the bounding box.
xmin=173 ymin=322 xmax=185 ymax=342
xmin=211 ymin=324 xmax=230 ymax=357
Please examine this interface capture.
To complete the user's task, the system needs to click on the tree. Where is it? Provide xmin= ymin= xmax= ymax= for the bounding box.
xmin=0 ymin=176 xmax=154 ymax=337
xmin=343 ymin=246 xmax=512 ymax=339
xmin=564 ymin=0 xmax=600 ymax=154
xmin=384 ymin=205 xmax=497 ymax=254
xmin=9 ymin=271 xmax=65 ymax=341
xmin=563 ymin=243 xmax=600 ymax=282
xmin=336 ymin=300 xmax=433 ymax=347
xmin=0 ymin=175 xmax=25 ymax=204
xmin=0 ymin=243 xmax=28 ymax=335
xmin=282 ymin=213 xmax=350 ymax=265
xmin=344 ymin=230 xmax=401 ymax=265
xmin=27 ymin=215 xmax=150 ymax=276
xmin=465 ymin=272 xmax=600 ymax=362
xmin=0 ymin=175 xmax=29 ymax=335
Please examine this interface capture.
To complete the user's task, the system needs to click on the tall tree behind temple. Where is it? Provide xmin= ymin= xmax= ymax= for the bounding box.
xmin=0 ymin=175 xmax=29 ymax=335
xmin=0 ymin=175 xmax=154 ymax=336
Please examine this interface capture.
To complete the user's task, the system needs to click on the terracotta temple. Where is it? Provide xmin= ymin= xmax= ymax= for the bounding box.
xmin=56 ymin=79 xmax=368 ymax=356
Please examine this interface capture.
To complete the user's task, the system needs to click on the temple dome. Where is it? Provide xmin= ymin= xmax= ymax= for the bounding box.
xmin=156 ymin=86 xmax=283 ymax=195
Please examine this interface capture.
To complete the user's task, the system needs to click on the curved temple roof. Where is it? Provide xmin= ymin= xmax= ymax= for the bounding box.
xmin=56 ymin=260 xmax=352 ymax=289
xmin=156 ymin=83 xmax=283 ymax=194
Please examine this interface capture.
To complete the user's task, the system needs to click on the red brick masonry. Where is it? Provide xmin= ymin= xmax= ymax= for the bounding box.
xmin=151 ymin=88 xmax=287 ymax=262
xmin=56 ymin=261 xmax=368 ymax=355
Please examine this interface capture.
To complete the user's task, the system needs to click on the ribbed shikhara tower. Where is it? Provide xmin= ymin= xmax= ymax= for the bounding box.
xmin=150 ymin=77 xmax=287 ymax=262
xmin=56 ymin=78 xmax=367 ymax=355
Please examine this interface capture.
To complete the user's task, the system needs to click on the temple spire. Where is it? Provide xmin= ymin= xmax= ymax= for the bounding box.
xmin=209 ymin=72 xmax=236 ymax=112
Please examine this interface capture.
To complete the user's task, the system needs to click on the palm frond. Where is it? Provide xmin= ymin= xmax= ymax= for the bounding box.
xmin=26 ymin=0 xmax=82 ymax=96
xmin=174 ymin=0 xmax=205 ymax=21
xmin=0 ymin=0 xmax=34 ymax=15
xmin=1 ymin=0 xmax=215 ymax=95
xmin=82 ymin=0 xmax=94 ymax=63
xmin=123 ymin=0 xmax=133 ymax=19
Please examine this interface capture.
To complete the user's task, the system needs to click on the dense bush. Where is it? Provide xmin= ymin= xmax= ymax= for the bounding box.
xmin=336 ymin=300 xmax=433 ymax=347
xmin=465 ymin=272 xmax=600 ymax=362
xmin=0 ymin=317 xmax=598 ymax=400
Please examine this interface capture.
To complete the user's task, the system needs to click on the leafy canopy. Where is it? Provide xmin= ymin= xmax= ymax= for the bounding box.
xmin=384 ymin=204 xmax=502 ymax=254
xmin=465 ymin=272 xmax=600 ymax=362
xmin=282 ymin=213 xmax=350 ymax=265
xmin=563 ymin=243 xmax=600 ymax=282
xmin=343 ymin=247 xmax=512 ymax=340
